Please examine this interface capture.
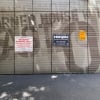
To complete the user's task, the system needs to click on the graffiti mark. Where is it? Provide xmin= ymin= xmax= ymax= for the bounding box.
xmin=0 ymin=14 xmax=40 ymax=61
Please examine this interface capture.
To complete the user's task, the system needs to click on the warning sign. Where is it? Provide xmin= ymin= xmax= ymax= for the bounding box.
xmin=79 ymin=30 xmax=87 ymax=41
xmin=15 ymin=36 xmax=33 ymax=52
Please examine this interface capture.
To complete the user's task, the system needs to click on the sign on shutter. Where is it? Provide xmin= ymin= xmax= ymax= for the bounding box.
xmin=53 ymin=34 xmax=69 ymax=47
xmin=15 ymin=36 xmax=33 ymax=52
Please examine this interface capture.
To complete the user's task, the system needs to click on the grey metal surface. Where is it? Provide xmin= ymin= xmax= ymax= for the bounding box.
xmin=0 ymin=0 xmax=100 ymax=74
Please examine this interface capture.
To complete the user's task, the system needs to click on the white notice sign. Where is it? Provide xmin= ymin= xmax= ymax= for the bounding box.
xmin=15 ymin=36 xmax=33 ymax=52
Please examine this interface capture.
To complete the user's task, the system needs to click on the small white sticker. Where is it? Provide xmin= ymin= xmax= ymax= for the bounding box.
xmin=15 ymin=36 xmax=33 ymax=52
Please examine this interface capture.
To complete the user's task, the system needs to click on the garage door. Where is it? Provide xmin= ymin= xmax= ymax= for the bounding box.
xmin=0 ymin=0 xmax=100 ymax=74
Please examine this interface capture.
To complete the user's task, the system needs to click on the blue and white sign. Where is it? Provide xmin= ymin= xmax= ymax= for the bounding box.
xmin=53 ymin=34 xmax=69 ymax=47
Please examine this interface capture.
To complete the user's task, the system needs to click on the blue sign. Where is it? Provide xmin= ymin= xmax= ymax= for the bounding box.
xmin=53 ymin=34 xmax=69 ymax=47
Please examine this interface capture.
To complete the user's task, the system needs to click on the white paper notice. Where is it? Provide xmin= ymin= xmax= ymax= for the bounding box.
xmin=15 ymin=36 xmax=33 ymax=52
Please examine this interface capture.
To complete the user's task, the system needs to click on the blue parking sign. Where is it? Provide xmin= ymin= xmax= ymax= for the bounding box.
xmin=53 ymin=34 xmax=69 ymax=47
